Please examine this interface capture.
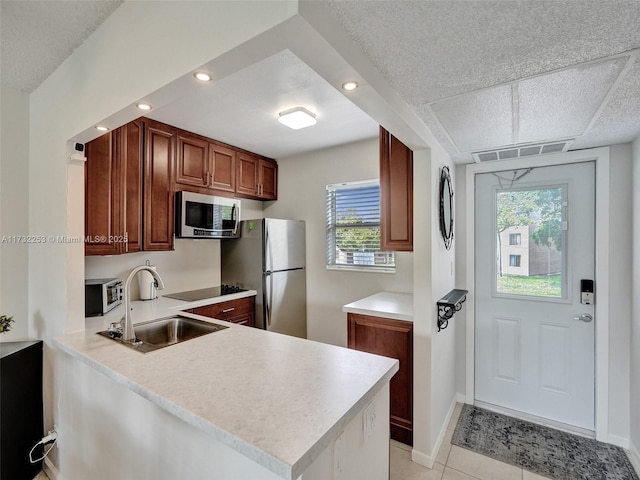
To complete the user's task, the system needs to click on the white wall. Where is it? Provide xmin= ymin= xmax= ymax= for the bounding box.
xmin=607 ymin=144 xmax=632 ymax=444
xmin=264 ymin=138 xmax=413 ymax=346
xmin=0 ymin=84 xmax=30 ymax=341
xmin=411 ymin=146 xmax=458 ymax=467
xmin=631 ymin=135 xmax=640 ymax=464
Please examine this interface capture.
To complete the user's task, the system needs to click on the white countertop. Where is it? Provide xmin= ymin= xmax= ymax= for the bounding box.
xmin=58 ymin=302 xmax=398 ymax=480
xmin=342 ymin=291 xmax=414 ymax=322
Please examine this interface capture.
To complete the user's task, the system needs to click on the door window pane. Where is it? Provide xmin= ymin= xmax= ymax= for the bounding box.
xmin=496 ymin=187 xmax=564 ymax=298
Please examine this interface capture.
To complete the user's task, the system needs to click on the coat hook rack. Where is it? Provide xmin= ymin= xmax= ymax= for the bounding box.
xmin=437 ymin=289 xmax=468 ymax=331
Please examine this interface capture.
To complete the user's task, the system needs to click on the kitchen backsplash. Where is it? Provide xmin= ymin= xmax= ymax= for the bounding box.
xmin=85 ymin=240 xmax=222 ymax=300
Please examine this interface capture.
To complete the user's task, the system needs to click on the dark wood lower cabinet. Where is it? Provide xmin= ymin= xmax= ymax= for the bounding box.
xmin=347 ymin=313 xmax=413 ymax=445
xmin=191 ymin=296 xmax=255 ymax=327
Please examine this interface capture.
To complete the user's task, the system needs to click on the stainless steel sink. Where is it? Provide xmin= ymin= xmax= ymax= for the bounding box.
xmin=97 ymin=315 xmax=228 ymax=353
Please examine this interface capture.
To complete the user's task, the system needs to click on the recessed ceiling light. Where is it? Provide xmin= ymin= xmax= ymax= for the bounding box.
xmin=194 ymin=72 xmax=212 ymax=82
xmin=342 ymin=81 xmax=359 ymax=91
xmin=95 ymin=126 xmax=109 ymax=132
xmin=277 ymin=107 xmax=317 ymax=130
xmin=136 ymin=103 xmax=152 ymax=111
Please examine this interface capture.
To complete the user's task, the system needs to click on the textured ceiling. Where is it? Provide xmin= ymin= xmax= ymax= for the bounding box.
xmin=3 ymin=1 xmax=640 ymax=163
xmin=325 ymin=0 xmax=640 ymax=162
xmin=0 ymin=0 xmax=123 ymax=93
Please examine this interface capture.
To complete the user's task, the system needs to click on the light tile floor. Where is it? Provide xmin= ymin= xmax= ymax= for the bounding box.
xmin=390 ymin=403 xmax=552 ymax=480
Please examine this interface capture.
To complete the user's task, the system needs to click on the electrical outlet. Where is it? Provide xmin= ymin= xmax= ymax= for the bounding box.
xmin=363 ymin=400 xmax=377 ymax=441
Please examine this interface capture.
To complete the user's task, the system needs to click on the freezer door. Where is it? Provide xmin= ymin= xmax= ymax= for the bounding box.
xmin=263 ymin=268 xmax=306 ymax=338
xmin=264 ymin=219 xmax=305 ymax=272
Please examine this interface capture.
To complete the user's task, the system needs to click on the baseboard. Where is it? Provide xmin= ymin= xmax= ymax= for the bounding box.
xmin=44 ymin=457 xmax=61 ymax=480
xmin=412 ymin=394 xmax=458 ymax=469
xmin=411 ymin=448 xmax=433 ymax=468
xmin=628 ymin=441 xmax=640 ymax=477
xmin=456 ymin=392 xmax=466 ymax=404
xmin=608 ymin=433 xmax=629 ymax=449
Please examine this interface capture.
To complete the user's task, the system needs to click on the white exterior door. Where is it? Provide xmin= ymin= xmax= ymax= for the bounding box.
xmin=474 ymin=161 xmax=595 ymax=430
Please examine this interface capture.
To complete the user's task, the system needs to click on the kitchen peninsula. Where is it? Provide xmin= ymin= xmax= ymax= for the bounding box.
xmin=54 ymin=298 xmax=398 ymax=480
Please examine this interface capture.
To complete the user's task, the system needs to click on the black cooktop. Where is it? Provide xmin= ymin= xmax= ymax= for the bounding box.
xmin=163 ymin=284 xmax=247 ymax=302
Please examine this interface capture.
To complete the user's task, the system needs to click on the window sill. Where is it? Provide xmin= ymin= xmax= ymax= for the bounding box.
xmin=326 ymin=265 xmax=396 ymax=274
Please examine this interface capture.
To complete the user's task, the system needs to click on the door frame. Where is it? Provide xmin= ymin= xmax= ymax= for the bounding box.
xmin=464 ymin=147 xmax=610 ymax=441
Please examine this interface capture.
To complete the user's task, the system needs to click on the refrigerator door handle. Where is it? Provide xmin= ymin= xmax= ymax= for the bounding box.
xmin=264 ymin=221 xmax=273 ymax=273
xmin=264 ymin=271 xmax=273 ymax=327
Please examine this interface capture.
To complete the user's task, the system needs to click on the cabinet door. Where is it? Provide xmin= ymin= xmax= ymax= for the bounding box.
xmin=144 ymin=120 xmax=175 ymax=251
xmin=380 ymin=126 xmax=413 ymax=251
xmin=122 ymin=120 xmax=143 ymax=253
xmin=258 ymin=159 xmax=278 ymax=200
xmin=175 ymin=133 xmax=209 ymax=188
xmin=348 ymin=313 xmax=413 ymax=445
xmin=85 ymin=130 xmax=122 ymax=255
xmin=209 ymin=143 xmax=236 ymax=192
xmin=235 ymin=153 xmax=258 ymax=197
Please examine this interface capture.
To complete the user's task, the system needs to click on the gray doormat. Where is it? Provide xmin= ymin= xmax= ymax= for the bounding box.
xmin=451 ymin=404 xmax=639 ymax=480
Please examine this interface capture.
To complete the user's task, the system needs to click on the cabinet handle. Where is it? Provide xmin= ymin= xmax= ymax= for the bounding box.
xmin=222 ymin=308 xmax=235 ymax=313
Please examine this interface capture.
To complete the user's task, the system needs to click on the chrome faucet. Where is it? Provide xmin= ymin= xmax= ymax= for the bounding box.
xmin=121 ymin=265 xmax=166 ymax=342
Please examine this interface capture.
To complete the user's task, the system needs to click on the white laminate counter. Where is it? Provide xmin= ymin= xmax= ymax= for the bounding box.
xmin=342 ymin=291 xmax=414 ymax=322
xmin=57 ymin=300 xmax=398 ymax=480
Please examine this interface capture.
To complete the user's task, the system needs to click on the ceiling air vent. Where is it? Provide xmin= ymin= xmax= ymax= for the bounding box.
xmin=472 ymin=139 xmax=574 ymax=163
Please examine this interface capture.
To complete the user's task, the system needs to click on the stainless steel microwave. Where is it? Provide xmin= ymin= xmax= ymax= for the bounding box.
xmin=175 ymin=191 xmax=241 ymax=239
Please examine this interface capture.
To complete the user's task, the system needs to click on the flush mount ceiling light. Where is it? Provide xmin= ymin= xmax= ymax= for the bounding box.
xmin=193 ymin=72 xmax=212 ymax=82
xmin=136 ymin=103 xmax=152 ymax=111
xmin=342 ymin=81 xmax=359 ymax=91
xmin=277 ymin=107 xmax=317 ymax=130
xmin=95 ymin=125 xmax=109 ymax=132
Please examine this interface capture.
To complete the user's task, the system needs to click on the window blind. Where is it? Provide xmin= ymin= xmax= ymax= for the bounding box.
xmin=326 ymin=180 xmax=395 ymax=270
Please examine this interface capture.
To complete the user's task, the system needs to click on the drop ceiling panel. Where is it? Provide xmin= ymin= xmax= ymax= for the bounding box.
xmin=430 ymin=85 xmax=513 ymax=153
xmin=148 ymin=50 xmax=378 ymax=159
xmin=517 ymin=58 xmax=627 ymax=144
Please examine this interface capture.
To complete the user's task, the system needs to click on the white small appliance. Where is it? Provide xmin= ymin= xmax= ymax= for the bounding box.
xmin=138 ymin=260 xmax=158 ymax=300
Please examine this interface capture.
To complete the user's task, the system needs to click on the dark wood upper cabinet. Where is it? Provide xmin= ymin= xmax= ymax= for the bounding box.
xmin=209 ymin=142 xmax=236 ymax=193
xmin=85 ymin=130 xmax=122 ymax=256
xmin=175 ymin=133 xmax=209 ymax=188
xmin=236 ymin=152 xmax=278 ymax=200
xmin=122 ymin=120 xmax=144 ymax=254
xmin=143 ymin=119 xmax=176 ymax=251
xmin=172 ymin=127 xmax=274 ymax=200
xmin=85 ymin=120 xmax=143 ymax=256
xmin=380 ymin=126 xmax=413 ymax=251
xmin=348 ymin=313 xmax=414 ymax=446
xmin=258 ymin=158 xmax=278 ymax=200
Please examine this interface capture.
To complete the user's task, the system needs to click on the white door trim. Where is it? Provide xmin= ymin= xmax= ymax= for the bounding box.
xmin=465 ymin=147 xmax=610 ymax=441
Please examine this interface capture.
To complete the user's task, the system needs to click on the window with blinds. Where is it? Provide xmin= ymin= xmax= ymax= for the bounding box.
xmin=326 ymin=180 xmax=395 ymax=271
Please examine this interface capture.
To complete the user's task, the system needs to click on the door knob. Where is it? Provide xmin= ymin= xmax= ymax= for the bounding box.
xmin=573 ymin=313 xmax=593 ymax=323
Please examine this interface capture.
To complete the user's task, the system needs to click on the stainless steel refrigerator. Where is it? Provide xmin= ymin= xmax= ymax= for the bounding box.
xmin=221 ymin=219 xmax=306 ymax=338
